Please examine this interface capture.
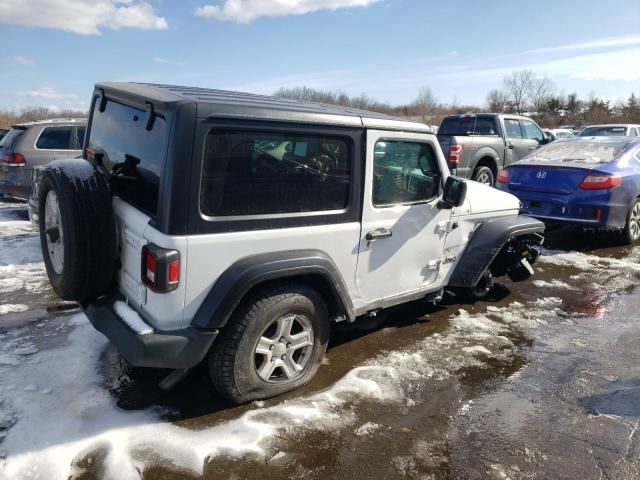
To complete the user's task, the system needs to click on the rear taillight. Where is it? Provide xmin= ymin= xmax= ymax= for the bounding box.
xmin=448 ymin=145 xmax=463 ymax=163
xmin=497 ymin=169 xmax=509 ymax=184
xmin=2 ymin=153 xmax=26 ymax=166
xmin=579 ymin=175 xmax=622 ymax=190
xmin=142 ymin=244 xmax=180 ymax=293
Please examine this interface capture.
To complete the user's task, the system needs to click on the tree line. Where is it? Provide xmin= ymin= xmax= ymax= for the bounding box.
xmin=0 ymin=108 xmax=86 ymax=129
xmin=275 ymin=70 xmax=640 ymax=128
xmin=2 ymin=73 xmax=638 ymax=130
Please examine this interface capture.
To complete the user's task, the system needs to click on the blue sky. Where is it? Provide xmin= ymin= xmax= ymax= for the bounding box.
xmin=1 ymin=0 xmax=639 ymax=112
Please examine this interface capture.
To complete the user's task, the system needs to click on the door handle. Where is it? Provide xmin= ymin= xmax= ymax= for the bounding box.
xmin=529 ymin=146 xmax=537 ymax=150
xmin=366 ymin=228 xmax=392 ymax=244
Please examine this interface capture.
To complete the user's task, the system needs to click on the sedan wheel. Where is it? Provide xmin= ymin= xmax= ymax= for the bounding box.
xmin=624 ymin=199 xmax=640 ymax=244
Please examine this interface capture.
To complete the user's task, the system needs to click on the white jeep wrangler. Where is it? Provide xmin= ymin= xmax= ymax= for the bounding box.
xmin=39 ymin=83 xmax=544 ymax=404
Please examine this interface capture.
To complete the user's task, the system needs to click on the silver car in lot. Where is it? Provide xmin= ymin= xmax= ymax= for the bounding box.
xmin=0 ymin=118 xmax=86 ymax=201
xmin=578 ymin=124 xmax=640 ymax=137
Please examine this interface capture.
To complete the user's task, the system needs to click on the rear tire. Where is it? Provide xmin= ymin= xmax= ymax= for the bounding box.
xmin=472 ymin=166 xmax=495 ymax=186
xmin=209 ymin=284 xmax=329 ymax=404
xmin=622 ymin=198 xmax=640 ymax=245
xmin=39 ymin=159 xmax=117 ymax=304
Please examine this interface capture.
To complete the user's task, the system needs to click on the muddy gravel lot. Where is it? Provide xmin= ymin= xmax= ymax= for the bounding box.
xmin=0 ymin=197 xmax=639 ymax=480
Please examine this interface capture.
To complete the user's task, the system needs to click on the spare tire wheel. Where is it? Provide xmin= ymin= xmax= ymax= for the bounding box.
xmin=39 ymin=159 xmax=117 ymax=304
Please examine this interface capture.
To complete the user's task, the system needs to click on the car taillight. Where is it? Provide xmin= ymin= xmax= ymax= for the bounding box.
xmin=579 ymin=175 xmax=623 ymax=190
xmin=141 ymin=244 xmax=180 ymax=293
xmin=448 ymin=145 xmax=463 ymax=163
xmin=2 ymin=153 xmax=26 ymax=166
xmin=497 ymin=169 xmax=509 ymax=184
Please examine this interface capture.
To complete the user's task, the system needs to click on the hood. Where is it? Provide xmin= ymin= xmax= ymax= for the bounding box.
xmin=462 ymin=180 xmax=520 ymax=216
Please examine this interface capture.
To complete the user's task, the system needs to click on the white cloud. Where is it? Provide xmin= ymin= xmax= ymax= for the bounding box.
xmin=194 ymin=0 xmax=381 ymax=23
xmin=525 ymin=34 xmax=640 ymax=55
xmin=153 ymin=56 xmax=169 ymax=63
xmin=18 ymin=87 xmax=80 ymax=101
xmin=12 ymin=55 xmax=33 ymax=65
xmin=0 ymin=0 xmax=168 ymax=35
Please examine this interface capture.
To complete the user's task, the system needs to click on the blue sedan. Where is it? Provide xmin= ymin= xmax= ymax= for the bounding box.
xmin=496 ymin=137 xmax=640 ymax=243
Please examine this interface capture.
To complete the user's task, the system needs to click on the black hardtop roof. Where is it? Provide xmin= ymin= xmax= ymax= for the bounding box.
xmin=96 ymin=82 xmax=432 ymax=133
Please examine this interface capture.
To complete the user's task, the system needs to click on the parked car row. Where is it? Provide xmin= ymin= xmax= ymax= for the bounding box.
xmin=0 ymin=118 xmax=86 ymax=199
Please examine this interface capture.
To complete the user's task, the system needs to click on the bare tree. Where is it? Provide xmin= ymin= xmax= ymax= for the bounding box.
xmin=502 ymin=70 xmax=534 ymax=115
xmin=529 ymin=76 xmax=556 ymax=115
xmin=413 ymin=86 xmax=439 ymax=122
xmin=486 ymin=89 xmax=510 ymax=113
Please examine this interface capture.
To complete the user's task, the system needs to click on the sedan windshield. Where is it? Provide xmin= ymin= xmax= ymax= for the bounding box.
xmin=579 ymin=126 xmax=628 ymax=137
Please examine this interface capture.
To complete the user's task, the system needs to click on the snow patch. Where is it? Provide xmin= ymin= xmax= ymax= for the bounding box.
xmin=354 ymin=422 xmax=380 ymax=436
xmin=462 ymin=345 xmax=493 ymax=356
xmin=0 ymin=304 xmax=29 ymax=315
xmin=113 ymin=301 xmax=153 ymax=335
xmin=531 ymin=279 xmax=577 ymax=290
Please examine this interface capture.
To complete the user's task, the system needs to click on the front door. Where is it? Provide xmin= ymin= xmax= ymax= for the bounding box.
xmin=355 ymin=130 xmax=453 ymax=308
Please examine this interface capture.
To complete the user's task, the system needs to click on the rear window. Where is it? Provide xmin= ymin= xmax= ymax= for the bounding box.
xmin=200 ymin=130 xmax=351 ymax=217
xmin=88 ymin=99 xmax=167 ymax=217
xmin=0 ymin=128 xmax=25 ymax=150
xmin=438 ymin=116 xmax=498 ymax=136
xmin=579 ymin=126 xmax=629 ymax=137
xmin=525 ymin=140 xmax=631 ymax=164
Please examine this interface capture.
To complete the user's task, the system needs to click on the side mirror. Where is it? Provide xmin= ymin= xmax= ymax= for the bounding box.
xmin=438 ymin=176 xmax=467 ymax=210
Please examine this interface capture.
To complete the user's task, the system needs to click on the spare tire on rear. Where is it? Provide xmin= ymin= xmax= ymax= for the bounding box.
xmin=39 ymin=159 xmax=117 ymax=305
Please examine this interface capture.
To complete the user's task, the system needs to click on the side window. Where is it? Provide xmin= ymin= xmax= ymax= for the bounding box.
xmin=200 ymin=130 xmax=351 ymax=216
xmin=474 ymin=117 xmax=498 ymax=135
xmin=76 ymin=126 xmax=86 ymax=148
xmin=504 ymin=119 xmax=523 ymax=139
xmin=629 ymin=128 xmax=638 ymax=137
xmin=522 ymin=120 xmax=545 ymax=142
xmin=373 ymin=140 xmax=440 ymax=207
xmin=35 ymin=126 xmax=72 ymax=150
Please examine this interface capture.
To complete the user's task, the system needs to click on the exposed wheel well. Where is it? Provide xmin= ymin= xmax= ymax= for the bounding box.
xmin=474 ymin=157 xmax=498 ymax=178
xmin=233 ymin=274 xmax=350 ymax=324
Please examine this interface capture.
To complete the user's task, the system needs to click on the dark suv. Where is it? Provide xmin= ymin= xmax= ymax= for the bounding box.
xmin=0 ymin=118 xmax=86 ymax=200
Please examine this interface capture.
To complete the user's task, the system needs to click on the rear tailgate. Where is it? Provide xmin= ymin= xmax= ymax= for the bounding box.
xmin=507 ymin=164 xmax=592 ymax=194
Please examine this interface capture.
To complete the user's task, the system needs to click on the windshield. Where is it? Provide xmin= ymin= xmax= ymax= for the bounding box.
xmin=524 ymin=140 xmax=631 ymax=164
xmin=579 ymin=126 xmax=628 ymax=137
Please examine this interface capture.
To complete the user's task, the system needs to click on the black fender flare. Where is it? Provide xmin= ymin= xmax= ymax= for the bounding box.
xmin=448 ymin=215 xmax=545 ymax=288
xmin=191 ymin=249 xmax=355 ymax=329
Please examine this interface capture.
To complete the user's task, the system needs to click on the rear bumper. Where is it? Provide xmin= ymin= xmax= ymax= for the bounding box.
xmin=0 ymin=165 xmax=31 ymax=200
xmin=503 ymin=188 xmax=630 ymax=229
xmin=84 ymin=294 xmax=219 ymax=369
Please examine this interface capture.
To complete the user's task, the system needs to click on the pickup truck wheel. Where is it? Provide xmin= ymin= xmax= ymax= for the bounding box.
xmin=39 ymin=160 xmax=117 ymax=304
xmin=622 ymin=199 xmax=640 ymax=245
xmin=472 ymin=166 xmax=495 ymax=186
xmin=209 ymin=285 xmax=329 ymax=404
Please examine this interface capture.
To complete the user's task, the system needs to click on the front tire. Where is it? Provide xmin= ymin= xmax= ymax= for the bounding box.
xmin=472 ymin=166 xmax=495 ymax=186
xmin=209 ymin=285 xmax=329 ymax=404
xmin=623 ymin=198 xmax=640 ymax=245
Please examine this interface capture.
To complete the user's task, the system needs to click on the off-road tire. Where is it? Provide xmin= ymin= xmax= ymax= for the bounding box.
xmin=472 ymin=166 xmax=495 ymax=186
xmin=622 ymin=198 xmax=640 ymax=245
xmin=209 ymin=284 xmax=329 ymax=404
xmin=39 ymin=159 xmax=117 ymax=304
